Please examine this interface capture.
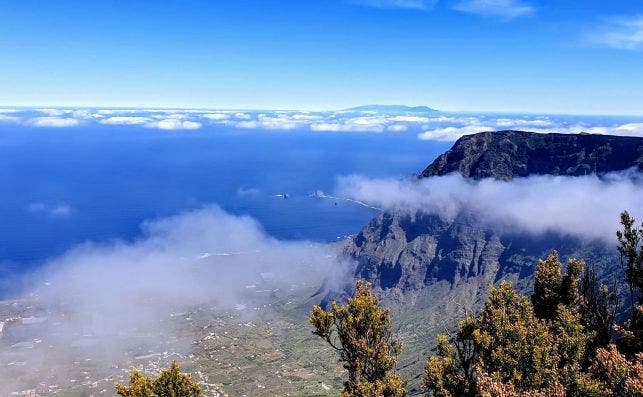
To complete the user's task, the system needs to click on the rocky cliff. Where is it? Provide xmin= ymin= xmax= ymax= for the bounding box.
xmin=342 ymin=131 xmax=641 ymax=306
xmin=344 ymin=210 xmax=616 ymax=306
xmin=421 ymin=130 xmax=643 ymax=180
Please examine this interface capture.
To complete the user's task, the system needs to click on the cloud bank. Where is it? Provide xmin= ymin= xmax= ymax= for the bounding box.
xmin=147 ymin=119 xmax=202 ymax=130
xmin=33 ymin=206 xmax=345 ymax=312
xmin=29 ymin=117 xmax=80 ymax=128
xmin=335 ymin=171 xmax=643 ymax=242
xmin=1 ymin=107 xmax=642 ymax=141
xmin=417 ymin=118 xmax=643 ymax=141
xmin=0 ymin=206 xmax=351 ymax=395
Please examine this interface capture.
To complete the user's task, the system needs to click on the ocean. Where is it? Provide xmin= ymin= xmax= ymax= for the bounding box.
xmin=0 ymin=123 xmax=450 ymax=294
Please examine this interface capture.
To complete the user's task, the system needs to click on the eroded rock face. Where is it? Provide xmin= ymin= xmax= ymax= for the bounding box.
xmin=421 ymin=131 xmax=643 ymax=181
xmin=347 ymin=212 xmax=497 ymax=291
xmin=344 ymin=210 xmax=617 ymax=306
xmin=342 ymin=131 xmax=638 ymax=307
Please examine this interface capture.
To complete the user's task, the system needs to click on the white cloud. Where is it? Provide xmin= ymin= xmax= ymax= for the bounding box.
xmin=236 ymin=187 xmax=260 ymax=197
xmin=3 ymin=108 xmax=643 ymax=143
xmin=351 ymin=116 xmax=389 ymax=127
xmin=226 ymin=114 xmax=307 ymax=130
xmin=29 ymin=117 xmax=80 ymax=128
xmin=388 ymin=115 xmax=430 ymax=123
xmin=50 ymin=205 xmax=73 ymax=217
xmin=70 ymin=109 xmax=101 ymax=119
xmin=418 ymin=124 xmax=495 ymax=141
xmin=146 ymin=119 xmax=202 ymax=130
xmin=530 ymin=123 xmax=643 ymax=138
xmin=234 ymin=120 xmax=260 ymax=129
xmin=26 ymin=203 xmax=74 ymax=217
xmin=202 ymin=113 xmax=230 ymax=120
xmin=388 ymin=124 xmax=409 ymax=132
xmin=156 ymin=113 xmax=190 ymax=120
xmin=97 ymin=109 xmax=145 ymax=115
xmin=0 ymin=114 xmax=20 ymax=123
xmin=291 ymin=113 xmax=324 ymax=121
xmin=311 ymin=116 xmax=390 ymax=132
xmin=34 ymin=206 xmax=345 ymax=313
xmin=586 ymin=15 xmax=643 ymax=50
xmin=454 ymin=0 xmax=534 ymax=19
xmin=425 ymin=116 xmax=458 ymax=122
xmin=611 ymin=123 xmax=643 ymax=137
xmin=100 ymin=116 xmax=150 ymax=125
xmin=539 ymin=123 xmax=643 ymax=137
xmin=36 ymin=108 xmax=66 ymax=117
xmin=353 ymin=0 xmax=436 ymax=10
xmin=494 ymin=118 xmax=553 ymax=128
xmin=310 ymin=122 xmax=344 ymax=132
xmin=256 ymin=114 xmax=304 ymax=130
xmin=231 ymin=117 xmax=302 ymax=130
xmin=418 ymin=120 xmax=643 ymax=141
xmin=335 ymin=171 xmax=643 ymax=242
xmin=4 ymin=206 xmax=349 ymax=390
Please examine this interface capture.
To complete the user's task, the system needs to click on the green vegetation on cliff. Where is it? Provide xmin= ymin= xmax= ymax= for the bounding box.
xmin=314 ymin=211 xmax=643 ymax=396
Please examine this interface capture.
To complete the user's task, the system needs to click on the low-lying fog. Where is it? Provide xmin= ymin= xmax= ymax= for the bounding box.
xmin=336 ymin=169 xmax=643 ymax=242
xmin=0 ymin=206 xmax=352 ymax=395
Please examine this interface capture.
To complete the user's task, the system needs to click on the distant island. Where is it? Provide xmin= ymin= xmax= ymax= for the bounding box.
xmin=342 ymin=104 xmax=439 ymax=113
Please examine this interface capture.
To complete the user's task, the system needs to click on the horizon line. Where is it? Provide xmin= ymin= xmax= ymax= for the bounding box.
xmin=1 ymin=104 xmax=643 ymax=118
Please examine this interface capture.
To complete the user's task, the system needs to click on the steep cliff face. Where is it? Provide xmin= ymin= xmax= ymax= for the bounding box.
xmin=347 ymin=211 xmax=501 ymax=294
xmin=343 ymin=131 xmax=640 ymax=307
xmin=344 ymin=210 xmax=615 ymax=305
xmin=421 ymin=131 xmax=643 ymax=180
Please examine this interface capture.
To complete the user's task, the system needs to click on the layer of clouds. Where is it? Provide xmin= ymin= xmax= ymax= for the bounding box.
xmin=417 ymin=117 xmax=643 ymax=141
xmin=29 ymin=117 xmax=80 ymax=128
xmin=1 ymin=206 xmax=350 ymax=393
xmin=99 ymin=115 xmax=203 ymax=130
xmin=32 ymin=206 xmax=347 ymax=316
xmin=310 ymin=116 xmax=391 ymax=132
xmin=0 ymin=114 xmax=20 ymax=123
xmin=99 ymin=116 xmax=149 ymax=125
xmin=335 ymin=171 xmax=643 ymax=242
xmin=453 ymin=0 xmax=534 ymax=19
xmin=586 ymin=15 xmax=643 ymax=51
xmin=146 ymin=119 xmax=202 ymax=130
xmin=1 ymin=108 xmax=642 ymax=141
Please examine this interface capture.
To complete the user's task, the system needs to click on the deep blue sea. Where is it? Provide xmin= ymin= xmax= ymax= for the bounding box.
xmin=0 ymin=124 xmax=450 ymax=289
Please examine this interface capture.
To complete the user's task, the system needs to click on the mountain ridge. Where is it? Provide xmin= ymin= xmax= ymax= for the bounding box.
xmin=421 ymin=130 xmax=643 ymax=181
xmin=336 ymin=130 xmax=641 ymax=308
xmin=334 ymin=130 xmax=641 ymax=389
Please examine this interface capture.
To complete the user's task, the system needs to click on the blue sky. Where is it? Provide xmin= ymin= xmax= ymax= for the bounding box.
xmin=0 ymin=0 xmax=641 ymax=114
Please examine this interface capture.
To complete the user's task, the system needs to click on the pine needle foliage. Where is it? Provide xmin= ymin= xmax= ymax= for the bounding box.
xmin=423 ymin=222 xmax=641 ymax=397
xmin=310 ymin=279 xmax=406 ymax=397
xmin=115 ymin=362 xmax=203 ymax=397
